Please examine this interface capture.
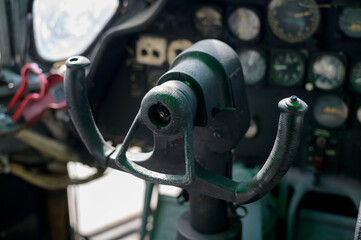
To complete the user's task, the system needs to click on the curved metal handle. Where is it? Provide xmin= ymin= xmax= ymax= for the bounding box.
xmin=7 ymin=63 xmax=48 ymax=121
xmin=65 ymin=58 xmax=197 ymax=185
xmin=187 ymin=96 xmax=308 ymax=204
xmin=355 ymin=201 xmax=361 ymax=240
xmin=64 ymin=57 xmax=116 ymax=168
xmin=110 ymin=79 xmax=198 ymax=186
xmin=64 ymin=55 xmax=308 ymax=204
xmin=110 ymin=111 xmax=196 ymax=186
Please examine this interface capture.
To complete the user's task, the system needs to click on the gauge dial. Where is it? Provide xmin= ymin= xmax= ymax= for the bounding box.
xmin=314 ymin=95 xmax=348 ymax=128
xmin=339 ymin=8 xmax=361 ymax=39
xmin=194 ymin=6 xmax=223 ymax=38
xmin=228 ymin=8 xmax=260 ymax=41
xmin=357 ymin=106 xmax=361 ymax=124
xmin=270 ymin=50 xmax=305 ymax=87
xmin=239 ymin=49 xmax=266 ymax=85
xmin=312 ymin=55 xmax=346 ymax=91
xmin=350 ymin=61 xmax=361 ymax=94
xmin=268 ymin=0 xmax=320 ymax=43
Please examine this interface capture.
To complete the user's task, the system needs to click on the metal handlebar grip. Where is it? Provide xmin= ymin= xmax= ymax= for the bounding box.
xmin=64 ymin=40 xmax=308 ymax=204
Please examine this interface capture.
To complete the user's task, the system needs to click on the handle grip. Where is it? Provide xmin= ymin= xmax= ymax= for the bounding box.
xmin=189 ymin=96 xmax=308 ymax=204
xmin=65 ymin=56 xmax=308 ymax=204
xmin=64 ymin=57 xmax=116 ymax=168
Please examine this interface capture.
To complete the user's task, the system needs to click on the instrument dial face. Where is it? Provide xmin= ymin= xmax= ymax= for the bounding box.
xmin=268 ymin=0 xmax=320 ymax=43
xmin=350 ymin=61 xmax=361 ymax=94
xmin=239 ymin=49 xmax=266 ymax=85
xmin=339 ymin=8 xmax=361 ymax=39
xmin=312 ymin=55 xmax=346 ymax=91
xmin=194 ymin=6 xmax=223 ymax=38
xmin=270 ymin=50 xmax=305 ymax=87
xmin=357 ymin=107 xmax=361 ymax=124
xmin=228 ymin=8 xmax=261 ymax=41
xmin=314 ymin=95 xmax=348 ymax=128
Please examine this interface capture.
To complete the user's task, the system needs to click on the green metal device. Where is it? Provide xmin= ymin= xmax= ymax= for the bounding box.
xmin=64 ymin=39 xmax=308 ymax=239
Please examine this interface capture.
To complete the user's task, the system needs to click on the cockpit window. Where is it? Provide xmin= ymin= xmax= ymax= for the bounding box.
xmin=32 ymin=0 xmax=118 ymax=61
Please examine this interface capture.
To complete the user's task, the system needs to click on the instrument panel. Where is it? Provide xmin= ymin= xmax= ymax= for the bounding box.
xmin=267 ymin=0 xmax=320 ymax=43
xmin=94 ymin=0 xmax=361 ymax=180
xmin=194 ymin=6 xmax=223 ymax=38
xmin=239 ymin=49 xmax=266 ymax=85
xmin=270 ymin=50 xmax=305 ymax=87
xmin=339 ymin=8 xmax=361 ymax=39
xmin=228 ymin=7 xmax=261 ymax=41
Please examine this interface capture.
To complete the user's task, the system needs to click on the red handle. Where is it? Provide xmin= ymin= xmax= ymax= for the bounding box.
xmin=7 ymin=63 xmax=48 ymax=121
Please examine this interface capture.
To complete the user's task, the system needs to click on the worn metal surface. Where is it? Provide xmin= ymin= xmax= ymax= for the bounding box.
xmin=64 ymin=40 xmax=308 ymax=204
xmin=355 ymin=201 xmax=361 ymax=240
xmin=177 ymin=212 xmax=242 ymax=240
xmin=64 ymin=56 xmax=116 ymax=168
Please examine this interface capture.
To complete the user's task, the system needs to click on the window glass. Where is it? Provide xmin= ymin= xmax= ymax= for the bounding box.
xmin=67 ymin=162 xmax=146 ymax=236
xmin=33 ymin=0 xmax=118 ymax=61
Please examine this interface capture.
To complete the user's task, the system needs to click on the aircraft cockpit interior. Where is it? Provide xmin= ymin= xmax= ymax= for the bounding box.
xmin=0 ymin=0 xmax=361 ymax=239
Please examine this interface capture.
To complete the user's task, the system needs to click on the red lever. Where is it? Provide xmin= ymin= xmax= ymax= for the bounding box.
xmin=22 ymin=74 xmax=66 ymax=125
xmin=7 ymin=63 xmax=48 ymax=121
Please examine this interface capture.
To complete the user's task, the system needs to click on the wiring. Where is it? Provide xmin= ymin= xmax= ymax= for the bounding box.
xmin=0 ymin=162 xmax=106 ymax=190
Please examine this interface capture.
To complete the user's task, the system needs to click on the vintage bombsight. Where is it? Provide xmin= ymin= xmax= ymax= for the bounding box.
xmin=64 ymin=40 xmax=308 ymax=239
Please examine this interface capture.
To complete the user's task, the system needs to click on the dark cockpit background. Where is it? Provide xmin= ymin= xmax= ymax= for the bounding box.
xmin=91 ymin=0 xmax=361 ymax=179
xmin=1 ymin=0 xmax=361 ymax=239
xmin=85 ymin=1 xmax=361 ymax=238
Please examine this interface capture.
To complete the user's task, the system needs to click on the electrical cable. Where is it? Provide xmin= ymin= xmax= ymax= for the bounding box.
xmin=0 ymin=162 xmax=106 ymax=190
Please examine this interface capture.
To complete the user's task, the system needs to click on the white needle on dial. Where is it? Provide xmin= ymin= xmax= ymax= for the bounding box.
xmin=274 ymin=64 xmax=287 ymax=71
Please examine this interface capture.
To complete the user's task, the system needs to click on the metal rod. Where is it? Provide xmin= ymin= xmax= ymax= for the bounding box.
xmin=140 ymin=181 xmax=154 ymax=240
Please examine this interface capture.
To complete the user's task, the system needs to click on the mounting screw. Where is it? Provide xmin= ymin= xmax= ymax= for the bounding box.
xmin=286 ymin=95 xmax=300 ymax=109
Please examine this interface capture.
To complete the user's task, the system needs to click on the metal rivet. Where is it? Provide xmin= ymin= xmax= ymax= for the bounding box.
xmin=286 ymin=95 xmax=300 ymax=109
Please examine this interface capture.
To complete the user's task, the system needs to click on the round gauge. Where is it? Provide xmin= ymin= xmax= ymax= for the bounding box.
xmin=239 ymin=49 xmax=266 ymax=85
xmin=270 ymin=50 xmax=305 ymax=87
xmin=312 ymin=55 xmax=346 ymax=91
xmin=228 ymin=8 xmax=261 ymax=41
xmin=357 ymin=106 xmax=361 ymax=124
xmin=313 ymin=95 xmax=348 ymax=128
xmin=194 ymin=6 xmax=223 ymax=38
xmin=350 ymin=61 xmax=361 ymax=94
xmin=267 ymin=0 xmax=320 ymax=43
xmin=339 ymin=8 xmax=361 ymax=39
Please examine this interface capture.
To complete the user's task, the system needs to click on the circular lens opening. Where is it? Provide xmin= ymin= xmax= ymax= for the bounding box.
xmin=148 ymin=103 xmax=171 ymax=128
